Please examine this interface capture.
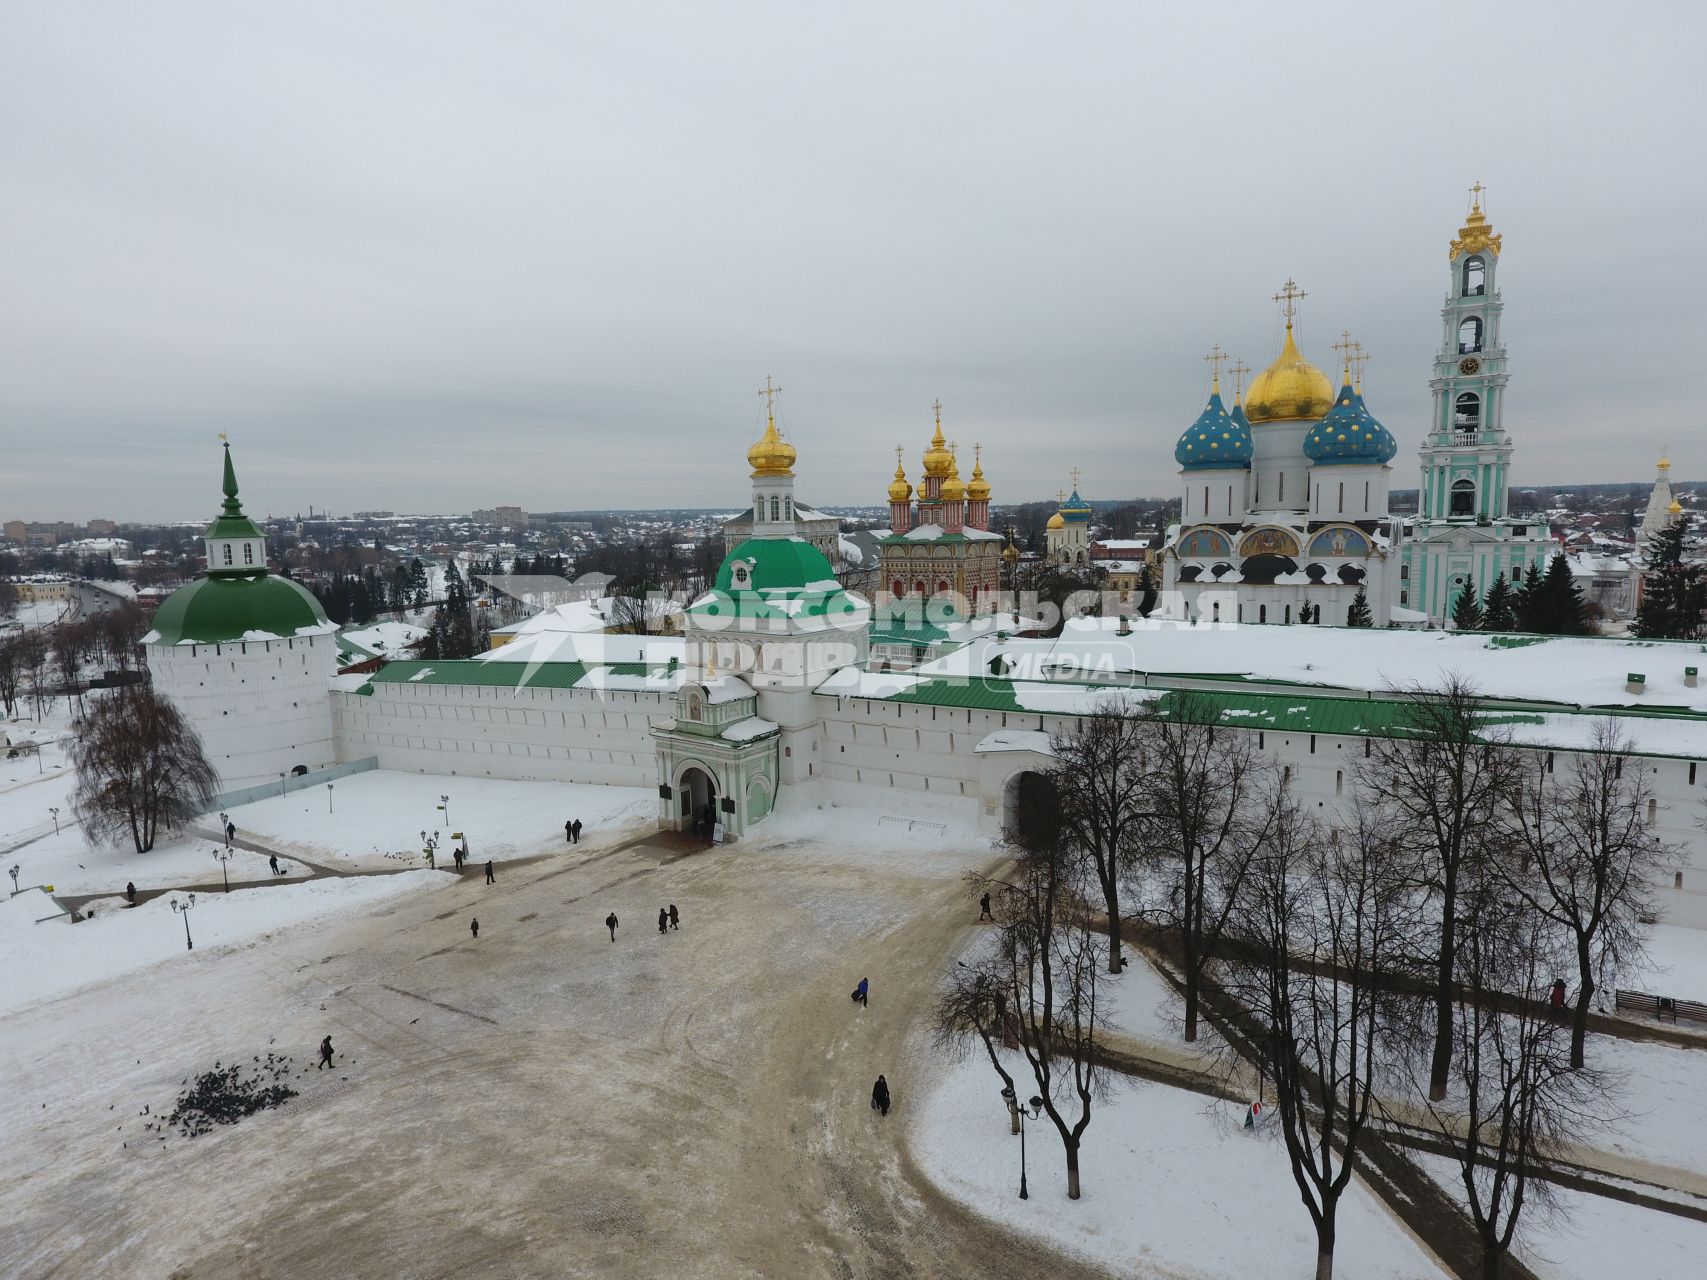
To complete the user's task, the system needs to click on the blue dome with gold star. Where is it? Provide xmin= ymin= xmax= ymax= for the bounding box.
xmin=1174 ymin=387 xmax=1253 ymax=470
xmin=1304 ymin=381 xmax=1398 ymax=466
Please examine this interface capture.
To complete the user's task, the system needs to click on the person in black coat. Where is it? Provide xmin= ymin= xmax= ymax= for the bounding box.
xmin=668 ymin=903 xmax=679 ymax=931
xmin=871 ymin=1075 xmax=891 ymax=1117
xmin=658 ymin=907 xmax=669 ymax=934
xmin=571 ymin=818 xmax=583 ymax=844
xmin=471 ymin=917 xmax=480 ymax=939
xmin=606 ymin=911 xmax=619 ymax=942
xmin=979 ymin=891 xmax=993 ymax=921
xmin=318 ymin=1036 xmax=335 ymax=1070
xmin=125 ymin=881 xmax=136 ymax=905
xmin=565 ymin=819 xmax=574 ymax=845
xmin=484 ymin=860 xmax=495 ymax=885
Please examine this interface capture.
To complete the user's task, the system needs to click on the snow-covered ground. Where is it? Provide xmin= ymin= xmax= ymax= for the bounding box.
xmin=1635 ymin=923 xmax=1707 ymax=999
xmin=1588 ymin=1032 xmax=1707 ymax=1180
xmin=7 ymin=824 xmax=306 ymax=896
xmin=1412 ymin=1151 xmax=1707 ymax=1280
xmin=911 ymin=1053 xmax=1449 ymax=1279
xmin=0 ymin=872 xmax=450 ymax=1018
xmin=737 ymin=796 xmax=997 ymax=879
xmin=220 ymin=770 xmax=656 ymax=869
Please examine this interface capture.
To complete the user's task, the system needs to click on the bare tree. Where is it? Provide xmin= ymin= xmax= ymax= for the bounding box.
xmin=0 ymin=636 xmax=21 ymax=717
xmin=932 ymin=959 xmax=1021 ymax=1134
xmin=1502 ymin=720 xmax=1667 ymax=1067
xmin=1047 ymin=696 xmax=1152 ymax=973
xmin=1224 ymin=803 xmax=1415 ymax=1280
xmin=1418 ymin=885 xmax=1606 ymax=1280
xmin=952 ymin=838 xmax=1108 ymax=1199
xmin=1143 ymin=693 xmax=1281 ymax=1041
xmin=70 ymin=688 xmax=219 ymax=854
xmin=1365 ymin=676 xmax=1522 ymax=1100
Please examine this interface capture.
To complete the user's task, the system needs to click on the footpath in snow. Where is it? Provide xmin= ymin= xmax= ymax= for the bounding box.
xmin=0 ymin=872 xmax=451 ymax=1019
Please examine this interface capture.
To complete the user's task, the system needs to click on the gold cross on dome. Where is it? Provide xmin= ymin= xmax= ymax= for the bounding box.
xmin=1070 ymin=467 xmax=1082 ymax=491
xmin=933 ymin=399 xmax=943 ymax=428
xmin=757 ymin=375 xmax=782 ymax=416
xmin=1057 ymin=489 xmax=1067 ymax=504
xmin=1349 ymin=341 xmax=1370 ymax=388
xmin=1203 ymin=343 xmax=1228 ymax=386
xmin=1272 ymin=278 xmax=1307 ymax=324
xmin=1469 ymin=181 xmax=1486 ymax=211
xmin=1230 ymin=359 xmax=1251 ymax=400
xmin=1332 ymin=330 xmax=1356 ymax=381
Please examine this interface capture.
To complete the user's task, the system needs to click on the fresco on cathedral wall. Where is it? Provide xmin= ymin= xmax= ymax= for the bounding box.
xmin=1177 ymin=527 xmax=1233 ymax=558
xmin=1307 ymin=527 xmax=1370 ymax=558
xmin=1238 ymin=527 xmax=1301 ymax=558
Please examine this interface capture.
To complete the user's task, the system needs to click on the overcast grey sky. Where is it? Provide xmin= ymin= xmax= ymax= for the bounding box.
xmin=4 ymin=1 xmax=1703 ymax=522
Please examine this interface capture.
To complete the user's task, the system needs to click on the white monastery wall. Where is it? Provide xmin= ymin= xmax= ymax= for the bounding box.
xmin=331 ymin=683 xmax=670 ymax=787
xmin=152 ymin=634 xmax=337 ymax=790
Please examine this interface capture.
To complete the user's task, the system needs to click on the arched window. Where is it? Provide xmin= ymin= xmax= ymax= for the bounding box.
xmin=1462 ymin=256 xmax=1486 ymax=296
xmin=891 ymin=578 xmax=905 ymax=598
xmin=1455 ymin=392 xmax=1481 ymax=430
xmin=1259 ymin=604 xmax=1267 ymax=624
xmin=913 ymin=578 xmax=925 ymax=596
xmin=784 ymin=496 xmax=793 ymax=518
xmin=769 ymin=496 xmax=780 ymax=522
xmin=1457 ymin=316 xmax=1483 ymax=354
xmin=1450 ymin=478 xmax=1476 ymax=517
xmin=243 ymin=543 xmax=254 ymax=565
xmin=221 ymin=544 xmax=233 ymax=565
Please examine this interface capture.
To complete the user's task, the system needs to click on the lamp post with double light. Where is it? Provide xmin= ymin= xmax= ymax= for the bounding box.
xmin=171 ymin=893 xmax=196 ymax=950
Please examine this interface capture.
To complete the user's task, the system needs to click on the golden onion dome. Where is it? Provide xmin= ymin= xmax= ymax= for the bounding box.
xmin=887 ymin=453 xmax=913 ymax=503
xmin=1658 ymin=455 xmax=1672 ymax=471
xmin=942 ymin=447 xmax=966 ymax=501
xmin=1046 ymin=512 xmax=1066 ymax=530
xmin=966 ymin=449 xmax=991 ymax=501
xmin=922 ymin=414 xmax=953 ymax=478
xmin=747 ymin=415 xmax=796 ymax=477
xmin=1245 ymin=326 xmax=1335 ymax=425
xmin=1669 ymin=499 xmax=1684 ymax=515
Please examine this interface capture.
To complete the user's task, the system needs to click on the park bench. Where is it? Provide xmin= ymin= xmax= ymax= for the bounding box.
xmin=1614 ymin=989 xmax=1707 ymax=1026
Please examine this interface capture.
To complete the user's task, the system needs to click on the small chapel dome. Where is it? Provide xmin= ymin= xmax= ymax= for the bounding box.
xmin=1174 ymin=383 xmax=1253 ymax=470
xmin=748 ymin=416 xmax=797 ymax=477
xmin=942 ymin=473 xmax=966 ymax=502
xmin=1046 ymin=512 xmax=1066 ymax=530
xmin=887 ymin=455 xmax=913 ymax=503
xmin=1246 ymin=325 xmax=1335 ymax=425
xmin=1669 ymin=499 xmax=1684 ymax=515
xmin=1303 ymin=380 xmax=1398 ymax=466
xmin=922 ymin=415 xmax=954 ymax=479
xmin=966 ymin=449 xmax=992 ymax=502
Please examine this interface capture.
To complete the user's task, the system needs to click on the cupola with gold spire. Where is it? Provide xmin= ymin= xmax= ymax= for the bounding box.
xmin=964 ymin=444 xmax=992 ymax=531
xmin=1245 ymin=279 xmax=1335 ymax=425
xmin=941 ymin=445 xmax=967 ymax=533
xmin=748 ymin=376 xmax=800 ymax=540
xmin=887 ymin=447 xmax=914 ymax=534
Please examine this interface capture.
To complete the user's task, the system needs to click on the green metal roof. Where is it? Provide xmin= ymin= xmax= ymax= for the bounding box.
xmin=148 ymin=574 xmax=330 ymax=645
xmin=366 ymin=659 xmax=679 ymax=692
xmin=690 ymin=537 xmax=864 ymax=624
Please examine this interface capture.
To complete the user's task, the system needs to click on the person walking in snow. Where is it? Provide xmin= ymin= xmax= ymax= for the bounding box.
xmin=668 ymin=903 xmax=679 ymax=931
xmin=484 ymin=860 xmax=495 ymax=885
xmin=572 ymin=818 xmax=583 ymax=844
xmin=565 ymin=819 xmax=574 ymax=845
xmin=225 ymin=821 xmax=236 ymax=846
xmin=871 ymin=1075 xmax=891 ymax=1117
xmin=471 ymin=917 xmax=479 ymax=940
xmin=269 ymin=854 xmax=280 ymax=876
xmin=605 ymin=911 xmax=619 ymax=942
xmin=1550 ymin=977 xmax=1567 ymax=1017
xmin=658 ymin=907 xmax=669 ymax=934
xmin=317 ymin=1036 xmax=335 ymax=1070
xmin=979 ymin=891 xmax=993 ymax=921
xmin=125 ymin=881 xmax=136 ymax=905
xmin=851 ymin=977 xmax=869 ymax=1008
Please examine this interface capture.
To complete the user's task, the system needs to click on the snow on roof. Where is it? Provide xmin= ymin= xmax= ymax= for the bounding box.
xmin=910 ymin=615 xmax=1707 ymax=715
xmin=341 ymin=620 xmax=427 ymax=656
xmin=974 ymin=729 xmax=1055 ymax=755
xmin=722 ymin=715 xmax=778 ymax=742
xmin=703 ymin=675 xmax=756 ymax=704
xmin=478 ymin=630 xmax=684 ymax=668
xmin=817 ymin=667 xmax=926 ymax=699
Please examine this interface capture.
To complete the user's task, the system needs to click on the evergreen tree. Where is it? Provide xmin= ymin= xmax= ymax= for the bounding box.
xmin=1345 ymin=589 xmax=1373 ymax=628
xmin=1529 ymin=554 xmax=1589 ymax=635
xmin=1135 ymin=563 xmax=1157 ymax=617
xmin=1512 ymin=558 xmax=1546 ymax=631
xmin=1632 ymin=522 xmax=1706 ymax=640
xmin=1481 ymin=572 xmax=1515 ymax=631
xmin=1450 ymin=582 xmax=1483 ymax=632
xmin=408 ymin=557 xmax=429 ymax=608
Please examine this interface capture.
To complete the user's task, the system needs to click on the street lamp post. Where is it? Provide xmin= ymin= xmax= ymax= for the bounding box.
xmin=219 ymin=812 xmax=230 ymax=847
xmin=438 ymin=794 xmax=450 ymax=828
xmin=7 ymin=865 xmax=19 ymax=895
xmin=49 ymin=807 xmax=60 ymax=836
xmin=171 ymin=893 xmax=196 ymax=950
xmin=327 ymin=783 xmax=334 ymax=814
xmin=212 ymin=846 xmax=234 ymax=893
xmin=420 ymin=830 xmax=439 ymax=869
xmin=1001 ymin=1088 xmax=1045 ymax=1200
